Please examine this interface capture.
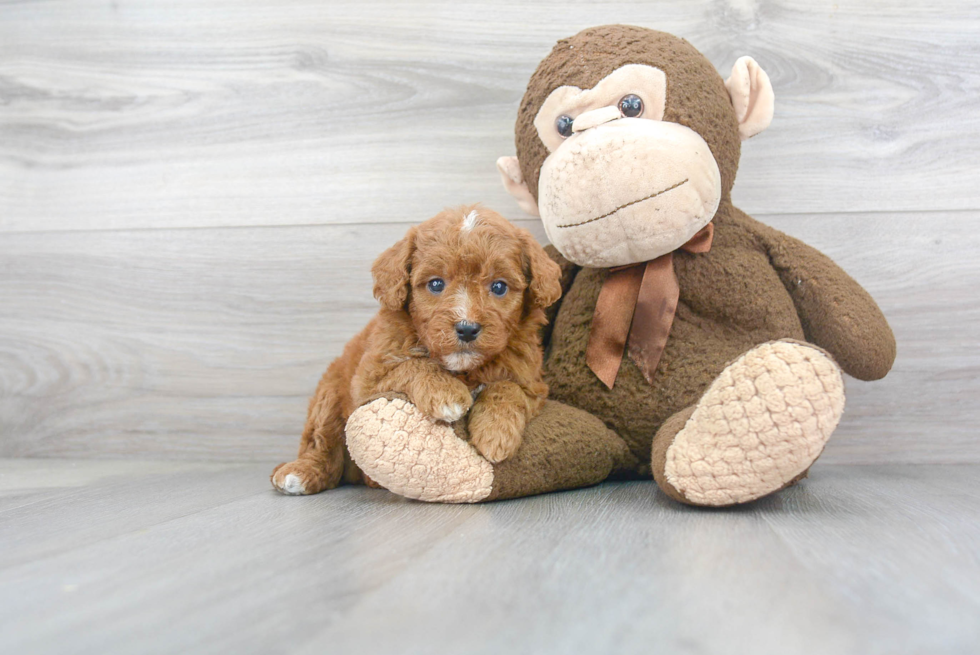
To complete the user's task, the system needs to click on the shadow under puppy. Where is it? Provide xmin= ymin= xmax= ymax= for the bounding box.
xmin=271 ymin=205 xmax=562 ymax=495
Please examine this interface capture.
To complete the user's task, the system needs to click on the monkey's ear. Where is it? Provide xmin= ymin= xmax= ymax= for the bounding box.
xmin=519 ymin=231 xmax=563 ymax=309
xmin=371 ymin=227 xmax=416 ymax=311
xmin=725 ymin=56 xmax=775 ymax=141
xmin=496 ymin=156 xmax=540 ymax=218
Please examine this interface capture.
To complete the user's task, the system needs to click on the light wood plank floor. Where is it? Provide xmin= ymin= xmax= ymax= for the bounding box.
xmin=1 ymin=459 xmax=977 ymax=654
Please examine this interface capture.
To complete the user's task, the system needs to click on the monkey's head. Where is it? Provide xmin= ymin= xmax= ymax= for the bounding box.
xmin=497 ymin=25 xmax=774 ymax=268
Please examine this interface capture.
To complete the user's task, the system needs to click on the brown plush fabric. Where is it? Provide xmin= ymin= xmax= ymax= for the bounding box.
xmin=517 ymin=25 xmax=741 ymax=204
xmin=650 ymin=405 xmax=696 ymax=504
xmin=519 ymin=26 xmax=893 ymax=504
xmin=478 ymin=401 xmax=640 ymax=501
xmin=759 ymin=219 xmax=897 ymax=381
xmin=543 ymin=201 xmax=895 ymax=467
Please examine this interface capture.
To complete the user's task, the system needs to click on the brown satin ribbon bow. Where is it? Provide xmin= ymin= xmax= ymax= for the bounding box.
xmin=585 ymin=223 xmax=714 ymax=389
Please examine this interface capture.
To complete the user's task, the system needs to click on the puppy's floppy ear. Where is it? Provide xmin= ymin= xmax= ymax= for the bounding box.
xmin=519 ymin=230 xmax=562 ymax=309
xmin=372 ymin=227 xmax=417 ymax=311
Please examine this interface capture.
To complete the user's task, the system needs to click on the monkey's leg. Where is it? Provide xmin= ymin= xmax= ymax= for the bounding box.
xmin=345 ymin=396 xmax=638 ymax=503
xmin=651 ymin=340 xmax=844 ymax=507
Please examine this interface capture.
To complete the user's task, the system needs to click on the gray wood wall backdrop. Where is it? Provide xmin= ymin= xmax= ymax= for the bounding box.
xmin=1 ymin=0 xmax=978 ymax=465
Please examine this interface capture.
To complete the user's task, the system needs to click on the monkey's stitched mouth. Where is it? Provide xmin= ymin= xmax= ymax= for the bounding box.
xmin=555 ymin=178 xmax=689 ymax=229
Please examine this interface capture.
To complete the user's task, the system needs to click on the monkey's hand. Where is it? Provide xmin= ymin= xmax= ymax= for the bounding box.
xmin=764 ymin=226 xmax=896 ymax=381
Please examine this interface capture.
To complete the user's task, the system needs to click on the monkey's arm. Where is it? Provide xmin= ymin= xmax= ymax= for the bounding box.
xmin=760 ymin=226 xmax=896 ymax=381
xmin=540 ymin=244 xmax=581 ymax=348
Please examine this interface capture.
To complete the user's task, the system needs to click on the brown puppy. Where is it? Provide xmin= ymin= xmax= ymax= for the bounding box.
xmin=271 ymin=205 xmax=562 ymax=495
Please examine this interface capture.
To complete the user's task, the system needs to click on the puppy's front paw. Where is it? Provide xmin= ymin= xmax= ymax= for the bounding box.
xmin=467 ymin=402 xmax=524 ymax=464
xmin=414 ymin=377 xmax=473 ymax=423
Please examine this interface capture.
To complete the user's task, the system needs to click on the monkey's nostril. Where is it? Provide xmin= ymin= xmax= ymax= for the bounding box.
xmin=455 ymin=321 xmax=482 ymax=343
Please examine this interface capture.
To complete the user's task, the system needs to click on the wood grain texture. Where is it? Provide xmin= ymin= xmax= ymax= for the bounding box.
xmin=0 ymin=460 xmax=977 ymax=654
xmin=1 ymin=0 xmax=979 ymax=233
xmin=0 ymin=1 xmax=976 ymax=465
xmin=1 ymin=213 xmax=977 ymax=464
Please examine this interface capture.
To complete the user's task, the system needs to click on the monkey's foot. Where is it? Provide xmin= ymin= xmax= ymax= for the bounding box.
xmin=345 ymin=397 xmax=494 ymax=503
xmin=651 ymin=340 xmax=845 ymax=507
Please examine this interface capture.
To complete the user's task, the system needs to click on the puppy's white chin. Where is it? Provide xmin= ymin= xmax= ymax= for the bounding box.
xmin=442 ymin=352 xmax=482 ymax=372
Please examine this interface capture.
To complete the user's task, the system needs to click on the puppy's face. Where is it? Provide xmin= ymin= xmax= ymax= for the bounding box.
xmin=372 ymin=206 xmax=562 ymax=372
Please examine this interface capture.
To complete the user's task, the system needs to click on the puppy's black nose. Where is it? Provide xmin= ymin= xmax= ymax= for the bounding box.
xmin=455 ymin=321 xmax=482 ymax=343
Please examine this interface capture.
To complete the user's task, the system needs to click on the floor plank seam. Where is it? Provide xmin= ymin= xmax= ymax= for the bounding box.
xmin=2 ymin=207 xmax=977 ymax=238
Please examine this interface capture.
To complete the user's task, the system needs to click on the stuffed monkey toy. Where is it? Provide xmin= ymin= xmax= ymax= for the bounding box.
xmin=343 ymin=25 xmax=896 ymax=506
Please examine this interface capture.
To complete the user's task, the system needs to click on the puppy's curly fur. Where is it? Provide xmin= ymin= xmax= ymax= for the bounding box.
xmin=271 ymin=205 xmax=562 ymax=495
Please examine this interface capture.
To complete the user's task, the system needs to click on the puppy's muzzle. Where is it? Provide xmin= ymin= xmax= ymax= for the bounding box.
xmin=454 ymin=321 xmax=482 ymax=343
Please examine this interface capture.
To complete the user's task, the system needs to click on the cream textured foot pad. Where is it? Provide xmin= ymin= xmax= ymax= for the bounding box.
xmin=664 ymin=341 xmax=845 ymax=506
xmin=345 ymin=397 xmax=494 ymax=503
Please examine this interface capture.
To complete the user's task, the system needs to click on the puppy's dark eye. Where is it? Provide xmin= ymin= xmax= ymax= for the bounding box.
xmin=490 ymin=280 xmax=508 ymax=297
xmin=619 ymin=94 xmax=643 ymax=118
xmin=555 ymin=115 xmax=574 ymax=138
xmin=427 ymin=278 xmax=445 ymax=294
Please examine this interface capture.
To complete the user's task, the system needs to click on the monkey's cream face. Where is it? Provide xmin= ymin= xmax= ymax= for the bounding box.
xmin=532 ymin=65 xmax=722 ymax=268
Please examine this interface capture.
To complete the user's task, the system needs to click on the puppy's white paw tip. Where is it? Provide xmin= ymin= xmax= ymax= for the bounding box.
xmin=438 ymin=403 xmax=466 ymax=422
xmin=280 ymin=473 xmax=306 ymax=495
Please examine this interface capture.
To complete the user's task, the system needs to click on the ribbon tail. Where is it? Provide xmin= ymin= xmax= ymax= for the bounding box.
xmin=586 ymin=265 xmax=645 ymax=389
xmin=627 ymin=254 xmax=680 ymax=384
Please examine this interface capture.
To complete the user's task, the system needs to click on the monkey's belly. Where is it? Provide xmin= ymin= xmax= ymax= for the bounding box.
xmin=543 ymin=268 xmax=805 ymax=469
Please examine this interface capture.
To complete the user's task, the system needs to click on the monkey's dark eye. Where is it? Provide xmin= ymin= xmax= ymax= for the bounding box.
xmin=619 ymin=94 xmax=644 ymax=118
xmin=555 ymin=115 xmax=574 ymax=138
xmin=490 ymin=280 xmax=508 ymax=297
xmin=427 ymin=278 xmax=445 ymax=294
